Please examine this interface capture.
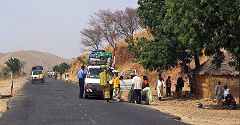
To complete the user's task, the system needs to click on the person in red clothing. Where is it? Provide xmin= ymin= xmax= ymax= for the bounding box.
xmin=142 ymin=75 xmax=149 ymax=102
xmin=142 ymin=75 xmax=149 ymax=89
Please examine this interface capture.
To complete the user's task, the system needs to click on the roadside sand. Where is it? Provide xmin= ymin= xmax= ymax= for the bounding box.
xmin=149 ymin=97 xmax=240 ymax=125
xmin=0 ymin=77 xmax=27 ymax=117
xmin=121 ymin=90 xmax=240 ymax=125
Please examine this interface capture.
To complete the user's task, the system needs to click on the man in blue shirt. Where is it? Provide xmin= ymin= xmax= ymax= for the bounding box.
xmin=78 ymin=66 xmax=86 ymax=98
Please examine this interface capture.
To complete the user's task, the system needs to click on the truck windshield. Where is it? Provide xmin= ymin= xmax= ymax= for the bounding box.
xmin=32 ymin=70 xmax=43 ymax=75
xmin=87 ymin=68 xmax=100 ymax=79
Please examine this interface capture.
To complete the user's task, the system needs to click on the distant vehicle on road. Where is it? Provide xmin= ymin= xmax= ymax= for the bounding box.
xmin=31 ymin=66 xmax=45 ymax=83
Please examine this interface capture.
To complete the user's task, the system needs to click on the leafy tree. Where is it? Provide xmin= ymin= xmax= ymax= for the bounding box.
xmin=136 ymin=0 xmax=240 ymax=102
xmin=0 ymin=67 xmax=10 ymax=78
xmin=135 ymin=0 xmax=240 ymax=72
xmin=4 ymin=57 xmax=25 ymax=75
xmin=136 ymin=0 xmax=191 ymax=72
xmin=137 ymin=0 xmax=166 ymax=36
xmin=52 ymin=63 xmax=70 ymax=79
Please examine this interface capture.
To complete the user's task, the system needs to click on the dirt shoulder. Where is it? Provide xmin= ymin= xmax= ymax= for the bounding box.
xmin=121 ymin=90 xmax=240 ymax=125
xmin=148 ymin=97 xmax=240 ymax=125
xmin=0 ymin=77 xmax=28 ymax=117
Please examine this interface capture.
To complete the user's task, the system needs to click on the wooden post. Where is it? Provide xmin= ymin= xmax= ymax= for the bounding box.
xmin=10 ymin=72 xmax=13 ymax=97
xmin=113 ymin=43 xmax=117 ymax=69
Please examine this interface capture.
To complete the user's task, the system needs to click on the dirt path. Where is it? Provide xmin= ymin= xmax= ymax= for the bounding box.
xmin=0 ymin=77 xmax=28 ymax=117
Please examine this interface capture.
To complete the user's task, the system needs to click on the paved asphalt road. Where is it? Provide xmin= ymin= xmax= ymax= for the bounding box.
xmin=0 ymin=78 xmax=187 ymax=125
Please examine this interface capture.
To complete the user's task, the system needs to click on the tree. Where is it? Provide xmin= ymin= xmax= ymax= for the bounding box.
xmin=4 ymin=57 xmax=25 ymax=75
xmin=0 ymin=67 xmax=10 ymax=78
xmin=135 ymin=0 xmax=191 ymax=72
xmin=136 ymin=0 xmax=240 ymax=101
xmin=114 ymin=7 xmax=141 ymax=45
xmin=137 ymin=0 xmax=166 ymax=36
xmin=52 ymin=63 xmax=70 ymax=79
xmin=89 ymin=10 xmax=119 ymax=49
xmin=80 ymin=28 xmax=103 ymax=51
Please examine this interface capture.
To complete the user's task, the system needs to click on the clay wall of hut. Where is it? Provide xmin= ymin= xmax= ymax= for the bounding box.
xmin=194 ymin=74 xmax=239 ymax=98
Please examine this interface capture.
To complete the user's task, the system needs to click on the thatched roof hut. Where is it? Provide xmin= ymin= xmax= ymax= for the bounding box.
xmin=197 ymin=51 xmax=239 ymax=76
xmin=193 ymin=51 xmax=239 ymax=98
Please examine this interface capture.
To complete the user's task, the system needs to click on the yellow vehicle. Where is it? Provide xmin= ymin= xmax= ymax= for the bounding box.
xmin=31 ymin=66 xmax=45 ymax=83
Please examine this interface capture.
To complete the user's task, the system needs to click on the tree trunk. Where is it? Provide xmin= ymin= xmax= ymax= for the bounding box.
xmin=238 ymin=66 xmax=240 ymax=105
xmin=194 ymin=55 xmax=200 ymax=69
xmin=237 ymin=59 xmax=240 ymax=105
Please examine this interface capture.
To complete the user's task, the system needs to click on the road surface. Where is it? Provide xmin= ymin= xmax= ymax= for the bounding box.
xmin=0 ymin=78 xmax=187 ymax=125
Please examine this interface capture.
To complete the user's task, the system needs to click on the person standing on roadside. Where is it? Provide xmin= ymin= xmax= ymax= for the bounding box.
xmin=176 ymin=76 xmax=184 ymax=98
xmin=142 ymin=75 xmax=149 ymax=89
xmin=156 ymin=74 xmax=165 ymax=100
xmin=100 ymin=66 xmax=111 ymax=103
xmin=215 ymin=81 xmax=224 ymax=107
xmin=166 ymin=76 xmax=172 ymax=97
xmin=112 ymin=70 xmax=120 ymax=101
xmin=132 ymin=74 xmax=143 ymax=104
xmin=78 ymin=66 xmax=86 ymax=98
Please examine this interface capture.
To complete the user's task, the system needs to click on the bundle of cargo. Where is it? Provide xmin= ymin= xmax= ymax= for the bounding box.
xmin=89 ymin=51 xmax=112 ymax=60
xmin=88 ymin=50 xmax=112 ymax=66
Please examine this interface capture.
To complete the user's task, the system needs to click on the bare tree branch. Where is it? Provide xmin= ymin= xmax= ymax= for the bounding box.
xmin=114 ymin=7 xmax=141 ymax=43
xmin=80 ymin=28 xmax=103 ymax=51
xmin=89 ymin=10 xmax=120 ymax=49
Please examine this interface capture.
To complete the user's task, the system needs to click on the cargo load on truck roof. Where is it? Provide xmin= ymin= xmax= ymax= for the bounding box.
xmin=87 ymin=51 xmax=112 ymax=66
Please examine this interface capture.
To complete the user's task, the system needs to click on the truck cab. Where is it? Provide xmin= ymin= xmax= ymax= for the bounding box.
xmin=31 ymin=66 xmax=45 ymax=83
xmin=84 ymin=65 xmax=103 ymax=98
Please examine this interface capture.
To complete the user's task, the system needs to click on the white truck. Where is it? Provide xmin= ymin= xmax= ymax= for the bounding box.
xmin=83 ymin=50 xmax=137 ymax=99
xmin=84 ymin=65 xmax=137 ymax=99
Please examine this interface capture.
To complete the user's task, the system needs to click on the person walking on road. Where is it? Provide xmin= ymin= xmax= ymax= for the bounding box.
xmin=166 ymin=76 xmax=172 ymax=97
xmin=215 ymin=81 xmax=224 ymax=107
xmin=132 ymin=74 xmax=143 ymax=104
xmin=78 ymin=66 xmax=86 ymax=98
xmin=156 ymin=74 xmax=165 ymax=100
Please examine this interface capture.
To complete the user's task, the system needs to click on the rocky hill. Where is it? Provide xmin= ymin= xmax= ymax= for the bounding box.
xmin=0 ymin=50 xmax=72 ymax=73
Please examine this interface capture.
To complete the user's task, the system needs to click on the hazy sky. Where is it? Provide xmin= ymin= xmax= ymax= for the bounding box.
xmin=0 ymin=0 xmax=138 ymax=58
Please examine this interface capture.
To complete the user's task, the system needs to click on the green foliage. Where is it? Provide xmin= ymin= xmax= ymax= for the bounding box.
xmin=137 ymin=0 xmax=166 ymax=35
xmin=4 ymin=57 xmax=25 ymax=75
xmin=0 ymin=67 xmax=10 ymax=78
xmin=52 ymin=62 xmax=70 ymax=75
xmin=135 ymin=0 xmax=240 ymax=72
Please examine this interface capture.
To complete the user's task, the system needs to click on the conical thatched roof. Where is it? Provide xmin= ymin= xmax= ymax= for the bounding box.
xmin=197 ymin=51 xmax=239 ymax=76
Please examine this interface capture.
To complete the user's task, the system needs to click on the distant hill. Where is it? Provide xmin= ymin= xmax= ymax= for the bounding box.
xmin=0 ymin=50 xmax=73 ymax=73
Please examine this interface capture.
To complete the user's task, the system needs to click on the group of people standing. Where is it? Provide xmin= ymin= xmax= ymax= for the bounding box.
xmin=156 ymin=74 xmax=185 ymax=100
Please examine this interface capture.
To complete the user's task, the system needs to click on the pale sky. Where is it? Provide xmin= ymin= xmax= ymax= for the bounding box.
xmin=0 ymin=0 xmax=138 ymax=58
